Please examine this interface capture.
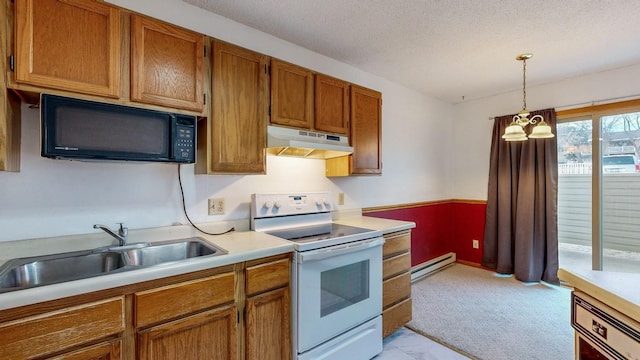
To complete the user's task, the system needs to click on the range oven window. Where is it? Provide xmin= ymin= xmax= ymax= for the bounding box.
xmin=320 ymin=260 xmax=370 ymax=317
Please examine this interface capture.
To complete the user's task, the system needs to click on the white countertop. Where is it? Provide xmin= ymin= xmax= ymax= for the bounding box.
xmin=0 ymin=215 xmax=416 ymax=311
xmin=334 ymin=215 xmax=416 ymax=233
xmin=558 ymin=268 xmax=640 ymax=323
xmin=0 ymin=222 xmax=293 ymax=310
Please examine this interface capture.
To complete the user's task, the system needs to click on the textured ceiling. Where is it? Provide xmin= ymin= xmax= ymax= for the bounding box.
xmin=184 ymin=0 xmax=640 ymax=103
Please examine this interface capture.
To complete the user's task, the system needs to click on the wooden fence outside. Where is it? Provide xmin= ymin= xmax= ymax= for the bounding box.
xmin=558 ymin=174 xmax=640 ymax=253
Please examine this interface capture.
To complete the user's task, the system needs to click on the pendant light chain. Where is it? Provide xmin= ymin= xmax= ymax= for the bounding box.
xmin=502 ymin=53 xmax=554 ymax=140
xmin=522 ymin=58 xmax=527 ymax=111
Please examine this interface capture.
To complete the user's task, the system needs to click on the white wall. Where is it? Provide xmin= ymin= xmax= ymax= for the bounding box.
xmin=0 ymin=0 xmax=452 ymax=242
xmin=452 ymin=63 xmax=640 ymax=200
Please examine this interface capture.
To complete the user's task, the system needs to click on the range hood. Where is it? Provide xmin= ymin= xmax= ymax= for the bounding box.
xmin=266 ymin=125 xmax=353 ymax=159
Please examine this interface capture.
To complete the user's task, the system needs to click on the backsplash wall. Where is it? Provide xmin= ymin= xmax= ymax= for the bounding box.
xmin=0 ymin=106 xmax=337 ymax=242
xmin=0 ymin=88 xmax=451 ymax=243
xmin=0 ymin=0 xmax=454 ymax=243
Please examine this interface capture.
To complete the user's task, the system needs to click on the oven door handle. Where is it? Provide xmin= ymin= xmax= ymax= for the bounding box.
xmin=298 ymin=237 xmax=385 ymax=263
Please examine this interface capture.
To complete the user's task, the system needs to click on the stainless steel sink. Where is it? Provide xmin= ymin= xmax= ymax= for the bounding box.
xmin=0 ymin=237 xmax=227 ymax=293
xmin=121 ymin=239 xmax=223 ymax=266
xmin=0 ymin=251 xmax=127 ymax=292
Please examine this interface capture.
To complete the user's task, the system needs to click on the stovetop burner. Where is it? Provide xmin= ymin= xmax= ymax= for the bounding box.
xmin=251 ymin=192 xmax=383 ymax=251
xmin=266 ymin=223 xmax=375 ymax=244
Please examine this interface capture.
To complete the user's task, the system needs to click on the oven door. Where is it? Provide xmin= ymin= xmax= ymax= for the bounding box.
xmin=576 ymin=334 xmax=618 ymax=360
xmin=294 ymin=237 xmax=384 ymax=353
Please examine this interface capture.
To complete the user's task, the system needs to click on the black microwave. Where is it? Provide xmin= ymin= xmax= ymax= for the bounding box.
xmin=41 ymin=94 xmax=196 ymax=163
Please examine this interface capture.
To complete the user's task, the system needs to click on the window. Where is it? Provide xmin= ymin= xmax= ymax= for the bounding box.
xmin=557 ymin=101 xmax=640 ymax=274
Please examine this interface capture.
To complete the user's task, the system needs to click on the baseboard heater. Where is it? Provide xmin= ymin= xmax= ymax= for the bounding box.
xmin=410 ymin=252 xmax=456 ymax=282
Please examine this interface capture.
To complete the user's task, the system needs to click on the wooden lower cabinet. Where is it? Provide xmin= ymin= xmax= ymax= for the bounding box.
xmin=134 ymin=273 xmax=235 ymax=328
xmin=0 ymin=297 xmax=125 ymax=359
xmin=49 ymin=339 xmax=122 ymax=360
xmin=244 ymin=256 xmax=291 ymax=360
xmin=134 ymin=272 xmax=237 ymax=359
xmin=381 ymin=230 xmax=412 ymax=337
xmin=138 ymin=305 xmax=237 ymax=360
xmin=245 ymin=287 xmax=291 ymax=360
xmin=0 ymin=253 xmax=292 ymax=360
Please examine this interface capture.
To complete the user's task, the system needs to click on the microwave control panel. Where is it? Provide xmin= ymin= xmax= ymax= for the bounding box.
xmin=172 ymin=116 xmax=196 ymax=163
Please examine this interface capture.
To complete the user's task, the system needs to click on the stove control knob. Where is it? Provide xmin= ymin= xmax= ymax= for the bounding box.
xmin=315 ymin=199 xmax=323 ymax=207
xmin=263 ymin=201 xmax=273 ymax=209
xmin=273 ymin=201 xmax=282 ymax=209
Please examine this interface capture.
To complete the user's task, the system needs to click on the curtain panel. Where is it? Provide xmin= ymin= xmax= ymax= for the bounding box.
xmin=482 ymin=108 xmax=559 ymax=283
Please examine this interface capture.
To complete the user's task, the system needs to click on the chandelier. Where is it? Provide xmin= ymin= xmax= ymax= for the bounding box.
xmin=502 ymin=53 xmax=554 ymax=141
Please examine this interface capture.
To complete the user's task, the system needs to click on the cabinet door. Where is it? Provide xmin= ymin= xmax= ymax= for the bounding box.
xmin=138 ymin=305 xmax=237 ymax=360
xmin=14 ymin=0 xmax=121 ymax=97
xmin=314 ymin=74 xmax=349 ymax=135
xmin=245 ymin=287 xmax=291 ymax=360
xmin=350 ymin=85 xmax=382 ymax=174
xmin=270 ymin=59 xmax=313 ymax=129
xmin=211 ymin=41 xmax=268 ymax=173
xmin=0 ymin=89 xmax=21 ymax=173
xmin=131 ymin=15 xmax=204 ymax=112
xmin=1 ymin=0 xmax=20 ymax=172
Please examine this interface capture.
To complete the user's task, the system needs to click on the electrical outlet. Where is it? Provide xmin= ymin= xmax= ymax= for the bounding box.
xmin=338 ymin=192 xmax=344 ymax=205
xmin=472 ymin=239 xmax=479 ymax=249
xmin=208 ymin=198 xmax=225 ymax=215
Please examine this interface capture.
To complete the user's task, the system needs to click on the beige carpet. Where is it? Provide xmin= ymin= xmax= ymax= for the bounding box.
xmin=407 ymin=264 xmax=573 ymax=360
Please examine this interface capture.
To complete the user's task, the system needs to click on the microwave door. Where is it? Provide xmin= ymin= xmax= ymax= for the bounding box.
xmin=41 ymin=94 xmax=194 ymax=163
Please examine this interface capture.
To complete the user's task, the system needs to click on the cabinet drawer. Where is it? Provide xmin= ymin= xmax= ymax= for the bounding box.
xmin=382 ymin=297 xmax=412 ymax=338
xmin=135 ymin=272 xmax=235 ymax=328
xmin=383 ymin=272 xmax=411 ymax=308
xmin=49 ymin=339 xmax=122 ymax=360
xmin=0 ymin=297 xmax=124 ymax=359
xmin=383 ymin=232 xmax=411 ymax=258
xmin=246 ymin=258 xmax=290 ymax=296
xmin=383 ymin=252 xmax=411 ymax=280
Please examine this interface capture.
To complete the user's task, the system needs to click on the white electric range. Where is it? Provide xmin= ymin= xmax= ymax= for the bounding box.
xmin=251 ymin=192 xmax=384 ymax=360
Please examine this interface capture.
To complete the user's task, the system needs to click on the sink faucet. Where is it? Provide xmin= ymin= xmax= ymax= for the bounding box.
xmin=94 ymin=223 xmax=128 ymax=246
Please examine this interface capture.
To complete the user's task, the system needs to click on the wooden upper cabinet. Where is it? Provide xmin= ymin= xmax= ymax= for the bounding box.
xmin=210 ymin=41 xmax=268 ymax=173
xmin=314 ymin=74 xmax=349 ymax=135
xmin=14 ymin=0 xmax=121 ymax=98
xmin=350 ymin=85 xmax=382 ymax=174
xmin=1 ymin=0 xmax=20 ymax=173
xmin=270 ymin=59 xmax=313 ymax=129
xmin=131 ymin=15 xmax=204 ymax=112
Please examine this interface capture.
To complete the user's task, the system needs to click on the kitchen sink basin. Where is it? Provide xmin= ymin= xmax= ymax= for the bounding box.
xmin=0 ymin=237 xmax=227 ymax=293
xmin=121 ymin=239 xmax=223 ymax=266
xmin=0 ymin=251 xmax=127 ymax=292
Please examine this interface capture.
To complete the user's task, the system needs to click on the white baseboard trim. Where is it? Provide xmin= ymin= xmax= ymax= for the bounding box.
xmin=410 ymin=252 xmax=456 ymax=282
